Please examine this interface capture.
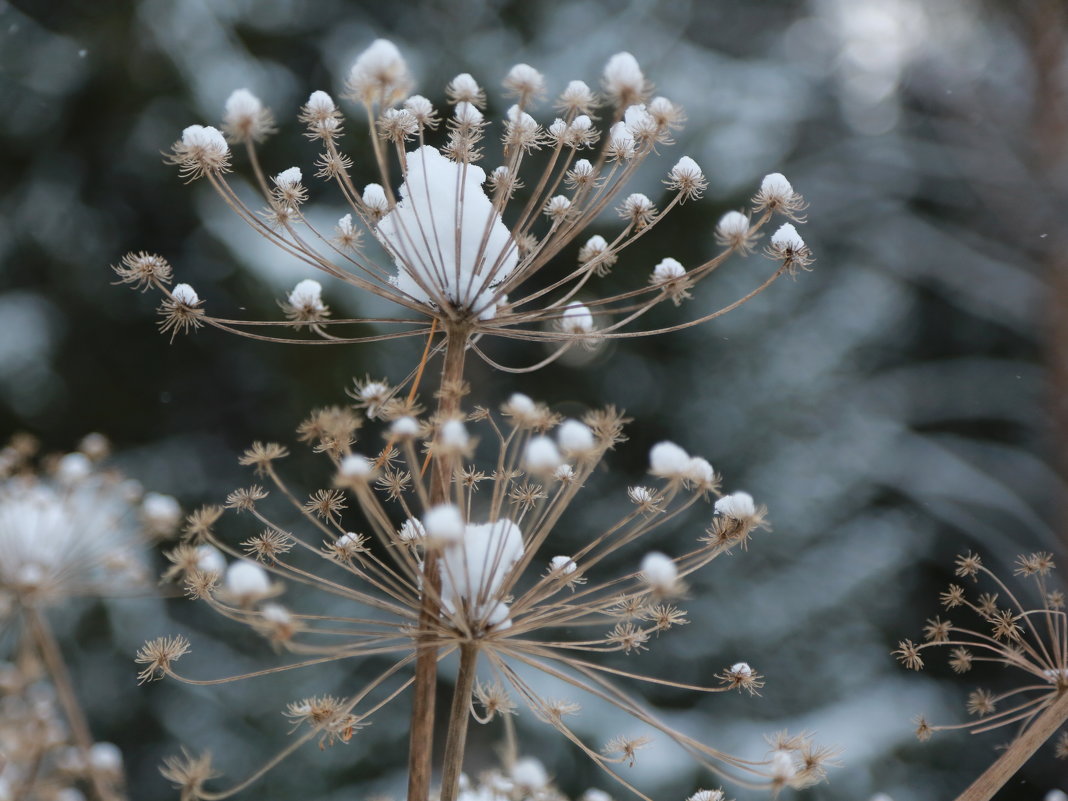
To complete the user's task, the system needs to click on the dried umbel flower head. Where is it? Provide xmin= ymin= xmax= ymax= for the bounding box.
xmin=0 ymin=436 xmax=176 ymax=801
xmin=0 ymin=436 xmax=176 ymax=608
xmin=145 ymin=394 xmax=824 ymax=799
xmin=896 ymin=551 xmax=1068 ymax=753
xmin=123 ymin=41 xmax=810 ymax=373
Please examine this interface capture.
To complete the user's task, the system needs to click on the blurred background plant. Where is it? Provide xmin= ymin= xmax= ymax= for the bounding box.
xmin=1 ymin=0 xmax=1065 ymax=799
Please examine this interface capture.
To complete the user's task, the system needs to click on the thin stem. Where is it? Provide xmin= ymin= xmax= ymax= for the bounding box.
xmin=25 ymin=607 xmax=122 ymax=801
xmin=407 ymin=321 xmax=470 ymax=801
xmin=954 ymin=689 xmax=1068 ymax=801
xmin=439 ymin=643 xmax=480 ymax=801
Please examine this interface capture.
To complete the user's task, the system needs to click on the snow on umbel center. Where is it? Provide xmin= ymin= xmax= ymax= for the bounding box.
xmin=378 ymin=145 xmax=517 ymax=321
xmin=139 ymin=39 xmax=811 ymax=362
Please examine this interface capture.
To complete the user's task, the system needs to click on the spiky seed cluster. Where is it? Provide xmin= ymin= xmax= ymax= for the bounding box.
xmin=897 ymin=551 xmax=1068 ymax=747
xmin=123 ymin=42 xmax=810 ymax=367
xmin=144 ymin=390 xmax=827 ymax=798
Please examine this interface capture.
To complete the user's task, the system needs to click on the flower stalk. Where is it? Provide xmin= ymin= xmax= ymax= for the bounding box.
xmin=955 ymin=689 xmax=1068 ymax=801
xmin=408 ymin=321 xmax=470 ymax=801
xmin=439 ymin=642 xmax=481 ymax=801
xmin=26 ymin=607 xmax=123 ymax=801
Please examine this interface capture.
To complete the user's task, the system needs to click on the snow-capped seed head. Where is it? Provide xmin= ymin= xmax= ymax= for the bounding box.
xmin=423 ymin=504 xmax=465 ymax=545
xmin=667 ymin=155 xmax=707 ymax=199
xmin=525 ymin=436 xmax=563 ymax=473
xmin=362 ymin=183 xmax=390 ymax=217
xmin=578 ymin=233 xmax=616 ymax=276
xmin=603 ymin=52 xmax=646 ymax=105
xmin=142 ymin=492 xmax=181 ymax=534
xmin=511 ymin=757 xmax=549 ymax=789
xmin=439 ymin=419 xmax=470 ymax=451
xmin=504 ymin=393 xmax=536 ymax=417
xmin=771 ymin=223 xmax=805 ymax=251
xmin=768 ymin=222 xmax=813 ymax=271
xmin=549 ymin=555 xmax=578 ymax=575
xmin=454 ymin=101 xmax=484 ymax=126
xmin=560 ymin=302 xmax=594 ymax=335
xmin=181 ymin=125 xmax=229 ymax=155
xmin=640 ymin=551 xmax=678 ymax=594
xmin=171 ymin=125 xmax=230 ymax=178
xmin=607 ymin=121 xmax=636 ymax=160
xmin=288 ymin=279 xmax=325 ymax=312
xmin=347 ymin=39 xmax=411 ymax=105
xmin=447 ymin=73 xmax=484 ymax=106
xmin=558 ymin=79 xmax=596 ymax=114
xmin=544 ymin=195 xmax=572 ymax=221
xmin=57 ymin=453 xmax=91 ymax=483
xmin=273 ymin=167 xmax=303 ymax=187
xmin=489 ymin=164 xmax=519 ymax=195
xmin=628 ymin=486 xmax=656 ymax=507
xmin=652 ymin=257 xmax=686 ymax=284
xmin=171 ymin=283 xmax=199 ymax=306
xmin=305 ymin=90 xmax=336 ymax=117
xmin=390 ymin=416 xmax=420 ymax=438
xmin=224 ymin=560 xmax=273 ymax=604
xmin=570 ymin=115 xmax=593 ymax=133
xmin=330 ymin=218 xmax=360 ymax=253
xmin=579 ymin=234 xmax=608 ymax=262
xmin=715 ymin=210 xmax=752 ymax=249
xmin=715 ymin=491 xmax=757 ymax=520
xmin=403 ymin=94 xmax=437 ymax=127
xmin=753 ymin=172 xmax=807 ymax=220
xmin=581 ymin=791 xmax=614 ymax=801
xmin=223 ymin=88 xmax=274 ymax=143
xmin=553 ymin=464 xmax=576 ymax=483
xmin=649 ymin=441 xmax=690 ymax=479
xmin=272 ymin=167 xmax=306 ymax=206
xmin=648 ymin=95 xmax=684 ymax=129
xmin=624 ymin=104 xmax=656 ymax=139
xmin=684 ymin=456 xmax=716 ymax=488
xmin=557 ymin=419 xmax=595 ymax=456
xmin=552 ymin=113 xmax=595 ymax=148
xmin=568 ymin=158 xmax=596 ymax=188
xmin=77 ymin=432 xmax=109 ymax=461
xmin=224 ymin=88 xmax=261 ymax=120
xmin=338 ymin=454 xmax=373 ymax=480
xmin=195 ymin=545 xmax=226 ymax=575
xmin=300 ymin=90 xmax=341 ymax=139
xmin=398 ymin=517 xmax=426 ymax=543
xmin=620 ymin=193 xmax=655 ymax=227
xmin=731 ymin=661 xmax=753 ymax=676
xmin=504 ymin=105 xmax=540 ymax=147
xmin=378 ymin=108 xmax=420 ymax=143
xmin=761 ymin=172 xmax=793 ymax=198
xmin=504 ymin=63 xmax=546 ymax=102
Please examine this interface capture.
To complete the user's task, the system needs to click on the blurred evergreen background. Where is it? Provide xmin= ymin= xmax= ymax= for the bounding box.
xmin=1 ymin=0 xmax=1066 ymax=799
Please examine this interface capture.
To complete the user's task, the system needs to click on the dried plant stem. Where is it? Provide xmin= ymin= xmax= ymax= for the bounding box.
xmin=25 ymin=607 xmax=121 ymax=801
xmin=407 ymin=322 xmax=469 ymax=801
xmin=439 ymin=643 xmax=481 ymax=801
xmin=954 ymin=690 xmax=1068 ymax=801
